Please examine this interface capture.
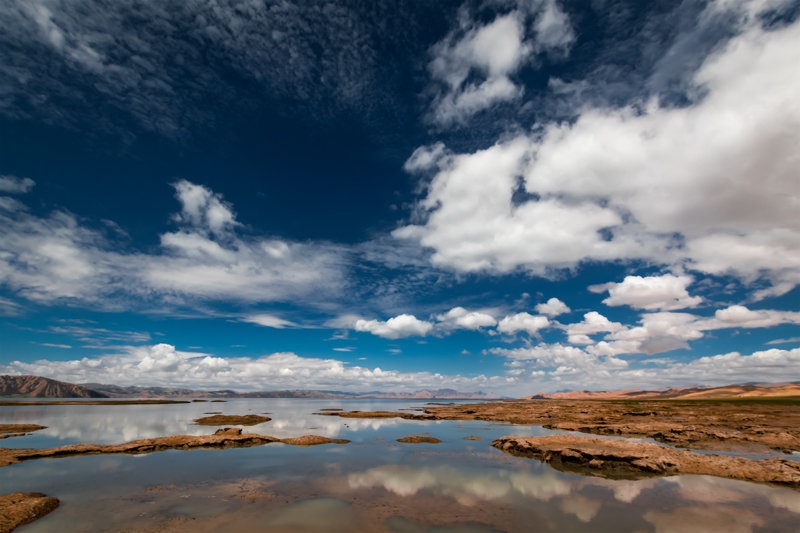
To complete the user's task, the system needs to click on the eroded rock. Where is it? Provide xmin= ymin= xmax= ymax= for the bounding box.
xmin=193 ymin=414 xmax=271 ymax=426
xmin=491 ymin=434 xmax=800 ymax=489
xmin=397 ymin=435 xmax=442 ymax=444
xmin=0 ymin=492 xmax=59 ymax=533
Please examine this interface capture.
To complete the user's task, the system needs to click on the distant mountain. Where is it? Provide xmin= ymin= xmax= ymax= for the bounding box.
xmin=0 ymin=375 xmax=108 ymax=398
xmin=527 ymin=382 xmax=800 ymax=400
xmin=84 ymin=383 xmax=501 ymax=400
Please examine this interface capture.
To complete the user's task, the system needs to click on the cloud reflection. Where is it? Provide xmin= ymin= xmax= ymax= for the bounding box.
xmin=349 ymin=464 xmax=570 ymax=506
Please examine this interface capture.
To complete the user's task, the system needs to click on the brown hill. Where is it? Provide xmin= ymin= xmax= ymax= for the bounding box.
xmin=528 ymin=382 xmax=800 ymax=400
xmin=0 ymin=375 xmax=107 ymax=398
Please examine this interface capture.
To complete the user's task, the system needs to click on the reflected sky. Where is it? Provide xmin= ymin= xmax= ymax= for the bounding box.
xmin=1 ymin=399 xmax=798 ymax=532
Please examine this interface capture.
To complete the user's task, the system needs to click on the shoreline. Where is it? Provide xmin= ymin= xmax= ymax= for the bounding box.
xmin=320 ymin=398 xmax=800 ymax=489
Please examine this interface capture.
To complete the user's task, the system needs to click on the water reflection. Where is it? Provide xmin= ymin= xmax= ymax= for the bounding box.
xmin=1 ymin=399 xmax=798 ymax=532
xmin=0 ymin=399 xmax=417 ymax=447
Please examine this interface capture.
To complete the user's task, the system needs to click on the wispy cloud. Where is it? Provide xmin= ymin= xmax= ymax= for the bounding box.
xmin=37 ymin=342 xmax=72 ymax=349
xmin=0 ymin=175 xmax=35 ymax=194
xmin=0 ymin=180 xmax=347 ymax=310
xmin=0 ymin=0 xmax=417 ymax=138
xmin=242 ymin=314 xmax=298 ymax=329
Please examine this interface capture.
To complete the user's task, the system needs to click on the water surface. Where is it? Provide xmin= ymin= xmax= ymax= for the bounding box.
xmin=1 ymin=399 xmax=797 ymax=532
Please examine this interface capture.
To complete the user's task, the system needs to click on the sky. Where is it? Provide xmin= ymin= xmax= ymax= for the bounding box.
xmin=1 ymin=0 xmax=799 ymax=396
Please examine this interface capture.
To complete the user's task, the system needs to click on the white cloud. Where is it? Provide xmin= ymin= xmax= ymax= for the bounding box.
xmin=426 ymin=1 xmax=574 ymax=126
xmin=354 ymin=314 xmax=434 ymax=339
xmin=428 ymin=12 xmax=527 ymax=126
xmin=590 ymin=274 xmax=702 ymax=311
xmin=0 ymin=175 xmax=35 ymax=194
xmin=171 ymin=180 xmax=239 ymax=237
xmin=0 ymin=180 xmax=346 ymax=308
xmin=491 ymin=342 xmax=800 ymax=393
xmin=597 ymin=305 xmax=800 ymax=356
xmin=534 ymin=297 xmax=570 ymax=317
xmin=697 ymin=305 xmax=800 ymax=331
xmin=0 ymin=343 xmax=511 ymax=393
xmin=436 ymin=306 xmax=497 ymax=330
xmin=497 ymin=312 xmax=550 ymax=336
xmin=242 ymin=314 xmax=297 ymax=329
xmin=394 ymin=138 xmax=643 ymax=274
xmin=564 ymin=312 xmax=624 ymax=345
xmin=402 ymin=6 xmax=800 ymax=297
xmin=530 ymin=0 xmax=575 ymax=53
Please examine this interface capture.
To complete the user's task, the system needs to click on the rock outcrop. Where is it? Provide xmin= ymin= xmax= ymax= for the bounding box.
xmin=0 ymin=492 xmax=59 ymax=533
xmin=0 ymin=432 xmax=349 ymax=468
xmin=0 ymin=425 xmax=47 ymax=439
xmin=193 ymin=414 xmax=271 ymax=426
xmin=492 ymin=434 xmax=800 ymax=489
xmin=397 ymin=435 xmax=442 ymax=444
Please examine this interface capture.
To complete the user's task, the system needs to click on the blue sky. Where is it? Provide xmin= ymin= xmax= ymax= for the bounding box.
xmin=1 ymin=0 xmax=799 ymax=396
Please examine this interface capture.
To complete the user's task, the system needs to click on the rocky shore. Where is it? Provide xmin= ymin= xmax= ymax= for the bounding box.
xmin=0 ymin=428 xmax=348 ymax=469
xmin=0 ymin=492 xmax=59 ymax=533
xmin=321 ymin=398 xmax=800 ymax=488
xmin=492 ymin=434 xmax=800 ymax=488
xmin=0 ymin=424 xmax=47 ymax=440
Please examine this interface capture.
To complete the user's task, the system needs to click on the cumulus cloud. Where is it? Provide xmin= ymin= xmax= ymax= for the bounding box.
xmin=596 ymin=305 xmax=800 ymax=356
xmin=497 ymin=312 xmax=550 ymax=336
xmin=426 ymin=0 xmax=574 ymax=125
xmin=171 ymin=180 xmax=239 ymax=237
xmin=436 ymin=306 xmax=497 ymax=330
xmin=535 ymin=297 xmax=570 ymax=317
xmin=0 ymin=342 xmax=511 ymax=393
xmin=491 ymin=342 xmax=800 ymax=393
xmin=564 ymin=312 xmax=624 ymax=345
xmin=401 ymin=3 xmax=800 ymax=298
xmin=590 ymin=274 xmax=702 ymax=311
xmin=354 ymin=314 xmax=434 ymax=339
xmin=0 ymin=180 xmax=346 ymax=308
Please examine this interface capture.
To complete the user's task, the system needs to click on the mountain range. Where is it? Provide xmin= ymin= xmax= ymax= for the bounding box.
xmin=3 ymin=375 xmax=799 ymax=400
xmin=527 ymin=383 xmax=800 ymax=400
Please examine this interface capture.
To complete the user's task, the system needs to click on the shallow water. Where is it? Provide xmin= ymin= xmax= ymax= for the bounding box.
xmin=1 ymin=399 xmax=798 ymax=532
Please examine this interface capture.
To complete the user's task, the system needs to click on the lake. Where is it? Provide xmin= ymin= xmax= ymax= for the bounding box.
xmin=1 ymin=398 xmax=798 ymax=532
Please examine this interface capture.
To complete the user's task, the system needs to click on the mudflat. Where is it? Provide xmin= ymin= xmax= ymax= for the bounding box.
xmin=322 ymin=398 xmax=800 ymax=488
xmin=424 ymin=398 xmax=800 ymax=453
